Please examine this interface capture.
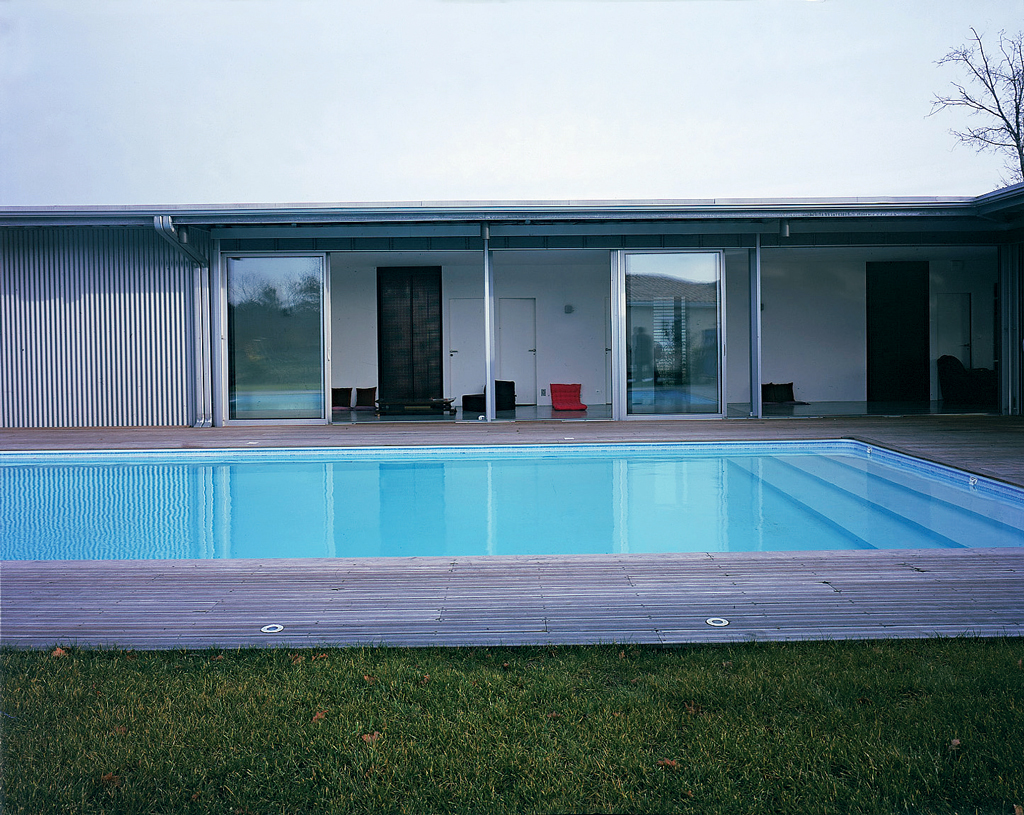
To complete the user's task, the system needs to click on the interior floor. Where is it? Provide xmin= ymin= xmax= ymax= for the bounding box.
xmin=332 ymin=401 xmax=999 ymax=423
xmin=727 ymin=401 xmax=1000 ymax=418
xmin=332 ymin=405 xmax=614 ymax=423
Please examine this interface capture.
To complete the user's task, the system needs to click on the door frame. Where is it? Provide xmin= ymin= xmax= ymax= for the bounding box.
xmin=213 ymin=251 xmax=331 ymax=426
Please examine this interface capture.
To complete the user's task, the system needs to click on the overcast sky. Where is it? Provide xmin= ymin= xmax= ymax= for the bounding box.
xmin=1 ymin=0 xmax=1022 ymax=207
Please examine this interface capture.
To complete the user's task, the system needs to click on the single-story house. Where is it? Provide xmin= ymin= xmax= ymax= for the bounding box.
xmin=2 ymin=186 xmax=1023 ymax=428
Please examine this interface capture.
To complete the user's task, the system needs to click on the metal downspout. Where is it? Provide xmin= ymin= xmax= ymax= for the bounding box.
xmin=155 ymin=215 xmax=213 ymax=426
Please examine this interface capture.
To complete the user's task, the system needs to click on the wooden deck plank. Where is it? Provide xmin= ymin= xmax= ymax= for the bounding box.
xmin=3 ymin=549 xmax=1022 ymax=649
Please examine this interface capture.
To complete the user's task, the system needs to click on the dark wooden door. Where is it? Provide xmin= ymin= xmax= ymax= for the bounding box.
xmin=377 ymin=266 xmax=443 ymax=403
xmin=866 ymin=261 xmax=930 ymax=402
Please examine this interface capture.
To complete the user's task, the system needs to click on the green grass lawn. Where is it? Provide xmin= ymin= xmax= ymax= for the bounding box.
xmin=2 ymin=638 xmax=1022 ymax=814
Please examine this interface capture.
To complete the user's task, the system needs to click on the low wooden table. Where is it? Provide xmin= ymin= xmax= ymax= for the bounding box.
xmin=377 ymin=398 xmax=456 ymax=416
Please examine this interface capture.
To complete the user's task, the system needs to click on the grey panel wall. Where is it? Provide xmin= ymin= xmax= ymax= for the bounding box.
xmin=1 ymin=227 xmax=199 ymax=427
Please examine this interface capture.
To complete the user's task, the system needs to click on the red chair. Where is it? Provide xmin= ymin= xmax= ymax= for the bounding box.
xmin=550 ymin=383 xmax=587 ymax=411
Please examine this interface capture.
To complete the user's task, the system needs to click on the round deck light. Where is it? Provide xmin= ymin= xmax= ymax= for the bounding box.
xmin=705 ymin=617 xmax=730 ymax=627
xmin=260 ymin=624 xmax=284 ymax=634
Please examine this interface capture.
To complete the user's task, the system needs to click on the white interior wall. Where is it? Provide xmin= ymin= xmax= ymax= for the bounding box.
xmin=328 ymin=250 xmax=609 ymax=405
xmin=493 ymin=252 xmax=610 ymax=406
xmin=760 ymin=250 xmax=868 ymax=402
xmin=329 ymin=245 xmax=998 ymax=411
xmin=328 ymin=257 xmax=380 ymax=392
xmin=760 ymin=246 xmax=998 ymax=403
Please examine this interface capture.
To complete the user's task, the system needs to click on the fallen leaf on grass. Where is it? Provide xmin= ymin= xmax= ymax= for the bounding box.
xmin=657 ymin=759 xmax=678 ymax=769
xmin=210 ymin=654 xmax=224 ymax=662
xmin=311 ymin=653 xmax=328 ymax=661
xmin=546 ymin=712 xmax=561 ymax=719
xmin=51 ymin=647 xmax=67 ymax=658
xmin=290 ymin=653 xmax=305 ymax=665
xmin=1013 ymin=805 xmax=1023 ymax=815
xmin=361 ymin=731 xmax=381 ymax=744
xmin=619 ymin=650 xmax=626 ymax=660
xmin=312 ymin=710 xmax=327 ymax=723
xmin=112 ymin=726 xmax=128 ymax=735
xmin=124 ymin=652 xmax=136 ymax=661
xmin=949 ymin=738 xmax=961 ymax=751
xmin=191 ymin=792 xmax=201 ymax=801
xmin=101 ymin=772 xmax=122 ymax=788
xmin=684 ymin=701 xmax=703 ymax=717
xmin=363 ymin=675 xmax=376 ymax=684
xmin=420 ymin=674 xmax=431 ymax=685
xmin=721 ymin=661 xmax=733 ymax=669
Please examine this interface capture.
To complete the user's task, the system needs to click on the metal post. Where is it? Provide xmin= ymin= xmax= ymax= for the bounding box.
xmin=749 ymin=235 xmax=763 ymax=418
xmin=482 ymin=225 xmax=496 ymax=421
xmin=999 ymin=242 xmax=1023 ymax=415
xmin=193 ymin=262 xmax=213 ymax=427
xmin=210 ymin=241 xmax=226 ymax=426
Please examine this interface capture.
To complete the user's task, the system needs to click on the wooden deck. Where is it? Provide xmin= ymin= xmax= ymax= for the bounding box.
xmin=2 ymin=416 xmax=1023 ymax=649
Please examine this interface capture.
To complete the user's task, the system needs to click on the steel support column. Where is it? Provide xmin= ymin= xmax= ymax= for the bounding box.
xmin=749 ymin=235 xmax=763 ymax=418
xmin=998 ymin=242 xmax=1023 ymax=415
xmin=482 ymin=225 xmax=496 ymax=421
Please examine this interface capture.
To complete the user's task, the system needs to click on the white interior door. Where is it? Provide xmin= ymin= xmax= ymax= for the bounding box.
xmin=498 ymin=298 xmax=537 ymax=404
xmin=448 ymin=298 xmax=484 ymax=404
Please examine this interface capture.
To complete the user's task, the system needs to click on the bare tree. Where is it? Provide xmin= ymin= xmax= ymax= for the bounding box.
xmin=932 ymin=28 xmax=1024 ymax=186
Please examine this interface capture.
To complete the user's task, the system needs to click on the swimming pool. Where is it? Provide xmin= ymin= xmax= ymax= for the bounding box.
xmin=1 ymin=441 xmax=1021 ymax=561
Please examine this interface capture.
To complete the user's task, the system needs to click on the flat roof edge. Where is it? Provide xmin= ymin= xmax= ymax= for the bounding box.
xmin=1 ymin=188 xmax=1021 ymax=227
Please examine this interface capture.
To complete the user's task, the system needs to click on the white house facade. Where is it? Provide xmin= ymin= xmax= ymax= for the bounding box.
xmin=2 ymin=187 xmax=1023 ymax=428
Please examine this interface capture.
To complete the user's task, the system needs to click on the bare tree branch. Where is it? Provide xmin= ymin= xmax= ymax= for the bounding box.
xmin=931 ymin=28 xmax=1024 ymax=185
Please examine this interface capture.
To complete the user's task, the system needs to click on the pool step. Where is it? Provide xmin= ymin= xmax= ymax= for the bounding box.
xmin=779 ymin=454 xmax=1024 ymax=549
xmin=728 ymin=457 xmax=970 ymax=550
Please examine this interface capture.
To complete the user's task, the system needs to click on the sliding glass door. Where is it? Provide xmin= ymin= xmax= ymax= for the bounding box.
xmin=622 ymin=251 xmax=723 ymax=416
xmin=225 ymin=255 xmax=326 ymax=421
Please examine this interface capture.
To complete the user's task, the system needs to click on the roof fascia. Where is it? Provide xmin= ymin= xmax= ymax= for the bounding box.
xmin=0 ymin=195 xmax=1008 ymax=230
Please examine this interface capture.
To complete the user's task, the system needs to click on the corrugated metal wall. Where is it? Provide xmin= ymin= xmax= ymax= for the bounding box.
xmin=1 ymin=227 xmax=200 ymax=427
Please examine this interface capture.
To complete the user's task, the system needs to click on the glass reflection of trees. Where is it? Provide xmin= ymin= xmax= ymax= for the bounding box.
xmin=228 ymin=268 xmax=322 ymax=395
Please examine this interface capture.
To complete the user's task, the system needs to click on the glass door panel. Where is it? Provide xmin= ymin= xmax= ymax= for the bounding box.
xmin=227 ymin=256 xmax=325 ymax=420
xmin=625 ymin=252 xmax=722 ymax=415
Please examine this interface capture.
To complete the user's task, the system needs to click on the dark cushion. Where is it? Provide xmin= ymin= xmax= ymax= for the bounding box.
xmin=462 ymin=393 xmax=485 ymax=414
xmin=494 ymin=380 xmax=516 ymax=411
xmin=354 ymin=386 xmax=377 ymax=409
xmin=331 ymin=387 xmax=352 ymax=410
xmin=761 ymin=382 xmax=796 ymax=403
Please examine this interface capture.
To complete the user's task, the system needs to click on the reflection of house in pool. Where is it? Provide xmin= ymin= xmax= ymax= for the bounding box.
xmin=1 ymin=186 xmax=1023 ymax=428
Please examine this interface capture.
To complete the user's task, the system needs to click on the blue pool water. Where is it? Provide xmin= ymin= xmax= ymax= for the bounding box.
xmin=1 ymin=441 xmax=1021 ymax=561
